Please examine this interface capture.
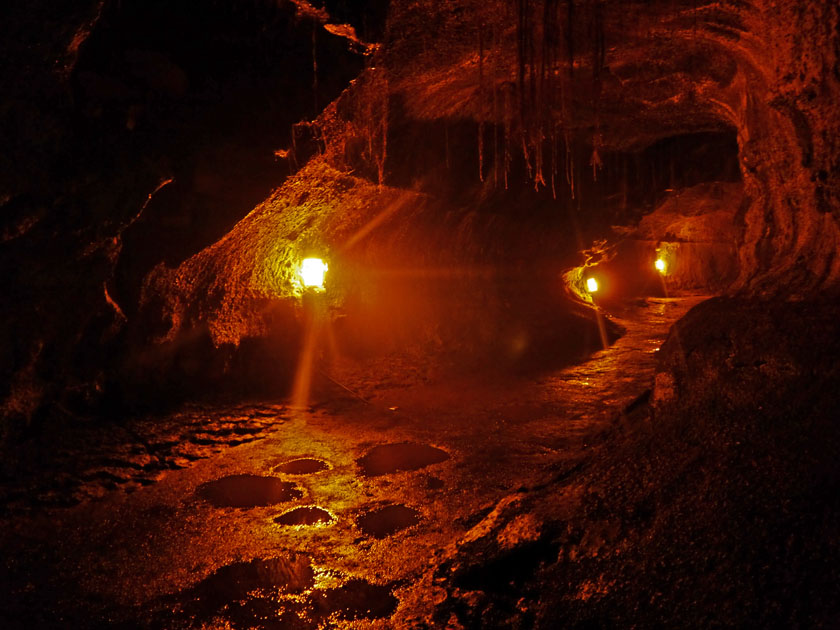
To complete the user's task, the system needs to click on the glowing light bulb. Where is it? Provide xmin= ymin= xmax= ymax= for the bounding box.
xmin=300 ymin=258 xmax=328 ymax=289
xmin=586 ymin=277 xmax=599 ymax=293
xmin=655 ymin=258 xmax=667 ymax=273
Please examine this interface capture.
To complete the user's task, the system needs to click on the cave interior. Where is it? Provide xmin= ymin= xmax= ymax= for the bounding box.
xmin=1 ymin=1 xmax=839 ymax=628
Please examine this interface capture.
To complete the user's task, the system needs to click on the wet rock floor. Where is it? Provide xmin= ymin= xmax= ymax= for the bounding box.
xmin=0 ymin=297 xmax=706 ymax=629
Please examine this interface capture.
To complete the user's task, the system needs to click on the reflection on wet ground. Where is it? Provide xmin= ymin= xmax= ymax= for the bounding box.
xmin=0 ymin=297 xmax=706 ymax=629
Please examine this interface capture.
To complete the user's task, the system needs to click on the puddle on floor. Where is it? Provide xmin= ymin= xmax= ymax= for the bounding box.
xmin=159 ymin=556 xmax=397 ymax=629
xmin=194 ymin=555 xmax=315 ymax=600
xmin=163 ymin=555 xmax=313 ymax=628
xmin=274 ymin=458 xmax=330 ymax=475
xmin=274 ymin=506 xmax=334 ymax=526
xmin=196 ymin=475 xmax=303 ymax=507
xmin=426 ymin=476 xmax=445 ymax=490
xmin=357 ymin=443 xmax=449 ymax=476
xmin=357 ymin=504 xmax=421 ymax=538
xmin=309 ymin=578 xmax=398 ymax=621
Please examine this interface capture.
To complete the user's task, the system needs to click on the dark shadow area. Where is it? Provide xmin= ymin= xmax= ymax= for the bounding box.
xmin=70 ymin=0 xmax=366 ymax=316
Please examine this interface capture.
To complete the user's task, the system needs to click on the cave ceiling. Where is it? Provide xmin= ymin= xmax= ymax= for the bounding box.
xmin=386 ymin=0 xmax=751 ymax=152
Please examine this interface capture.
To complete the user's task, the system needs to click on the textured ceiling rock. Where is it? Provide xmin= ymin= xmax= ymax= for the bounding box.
xmin=381 ymin=0 xmax=840 ymax=293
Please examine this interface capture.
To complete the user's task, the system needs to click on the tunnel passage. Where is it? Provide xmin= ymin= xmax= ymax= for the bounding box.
xmin=583 ymin=183 xmax=745 ymax=303
xmin=565 ymin=132 xmax=743 ymax=303
xmin=139 ymin=107 xmax=745 ymax=401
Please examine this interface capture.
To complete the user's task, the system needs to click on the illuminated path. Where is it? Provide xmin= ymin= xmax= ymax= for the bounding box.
xmin=0 ymin=297 xmax=707 ymax=628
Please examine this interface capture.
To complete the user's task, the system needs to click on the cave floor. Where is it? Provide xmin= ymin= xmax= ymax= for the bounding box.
xmin=1 ymin=296 xmax=707 ymax=629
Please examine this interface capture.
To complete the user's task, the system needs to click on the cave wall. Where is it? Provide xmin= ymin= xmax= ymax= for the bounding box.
xmin=0 ymin=0 xmax=370 ymax=429
xmin=730 ymin=1 xmax=840 ymax=294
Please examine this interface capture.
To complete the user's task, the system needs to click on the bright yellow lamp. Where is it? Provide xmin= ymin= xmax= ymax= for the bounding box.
xmin=586 ymin=277 xmax=599 ymax=293
xmin=654 ymin=258 xmax=667 ymax=274
xmin=300 ymin=257 xmax=328 ymax=289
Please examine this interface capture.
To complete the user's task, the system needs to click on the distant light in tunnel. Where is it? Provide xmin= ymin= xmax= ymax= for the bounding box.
xmin=300 ymin=258 xmax=328 ymax=289
xmin=655 ymin=258 xmax=667 ymax=274
xmin=586 ymin=277 xmax=599 ymax=293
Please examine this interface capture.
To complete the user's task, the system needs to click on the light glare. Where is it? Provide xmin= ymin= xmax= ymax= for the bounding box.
xmin=301 ymin=258 xmax=328 ymax=289
xmin=586 ymin=277 xmax=599 ymax=293
xmin=655 ymin=258 xmax=667 ymax=273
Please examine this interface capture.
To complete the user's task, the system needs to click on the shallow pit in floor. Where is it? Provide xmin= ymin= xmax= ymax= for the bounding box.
xmin=357 ymin=504 xmax=421 ymax=538
xmin=162 ymin=554 xmax=311 ymax=627
xmin=426 ymin=475 xmax=445 ymax=489
xmin=196 ymin=474 xmax=302 ymax=507
xmin=310 ymin=578 xmax=398 ymax=620
xmin=274 ymin=506 xmax=334 ymax=526
xmin=273 ymin=458 xmax=330 ymax=475
xmin=194 ymin=555 xmax=315 ymax=600
xmin=357 ymin=443 xmax=449 ymax=477
xmin=162 ymin=557 xmax=397 ymax=628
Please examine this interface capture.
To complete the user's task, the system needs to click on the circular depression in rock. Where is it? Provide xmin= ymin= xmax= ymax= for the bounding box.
xmin=356 ymin=504 xmax=421 ymax=538
xmin=196 ymin=474 xmax=303 ymax=507
xmin=195 ymin=555 xmax=315 ymax=600
xmin=274 ymin=506 xmax=334 ymax=526
xmin=273 ymin=458 xmax=330 ymax=475
xmin=426 ymin=476 xmax=445 ymax=489
xmin=310 ymin=578 xmax=398 ymax=620
xmin=357 ymin=443 xmax=449 ymax=477
xmin=174 ymin=554 xmax=314 ymax=625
